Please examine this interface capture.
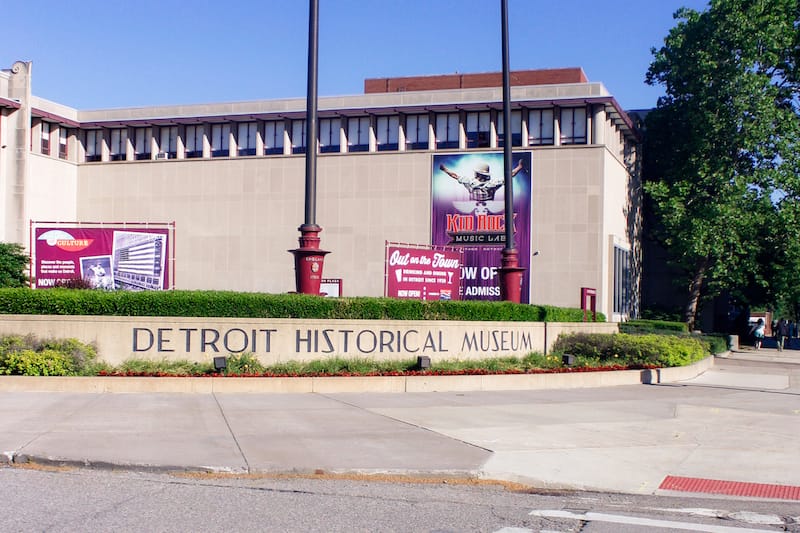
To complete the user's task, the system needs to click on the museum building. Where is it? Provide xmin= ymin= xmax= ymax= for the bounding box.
xmin=0 ymin=61 xmax=641 ymax=321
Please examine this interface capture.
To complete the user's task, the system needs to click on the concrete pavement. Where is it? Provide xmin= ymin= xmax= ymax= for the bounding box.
xmin=1 ymin=348 xmax=799 ymax=501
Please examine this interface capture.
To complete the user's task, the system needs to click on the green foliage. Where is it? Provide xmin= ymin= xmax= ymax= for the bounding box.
xmin=115 ymin=359 xmax=213 ymax=376
xmin=0 ymin=334 xmax=100 ymax=376
xmin=0 ymin=243 xmax=29 ymax=288
xmin=644 ymin=0 xmax=800 ymax=328
xmin=223 ymin=353 xmax=267 ymax=375
xmin=703 ymin=334 xmax=729 ymax=355
xmin=619 ymin=319 xmax=688 ymax=335
xmin=0 ymin=349 xmax=75 ymax=376
xmin=0 ymin=288 xmax=606 ymax=322
xmin=552 ymin=332 xmax=708 ymax=367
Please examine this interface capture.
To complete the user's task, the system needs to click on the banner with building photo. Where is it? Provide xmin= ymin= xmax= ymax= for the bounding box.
xmin=32 ymin=222 xmax=174 ymax=290
xmin=385 ymin=243 xmax=462 ymax=300
xmin=431 ymin=152 xmax=532 ymax=302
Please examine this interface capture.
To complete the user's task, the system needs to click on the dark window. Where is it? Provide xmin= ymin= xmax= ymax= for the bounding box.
xmin=211 ymin=124 xmax=230 ymax=157
xmin=85 ymin=130 xmax=102 ymax=162
xmin=264 ymin=121 xmax=285 ymax=155
xmin=41 ymin=122 xmax=51 ymax=155
xmin=347 ymin=117 xmax=370 ymax=152
xmin=58 ymin=128 xmax=68 ymax=159
xmin=497 ymin=110 xmax=522 ymax=147
xmin=528 ymin=109 xmax=554 ymax=145
xmin=465 ymin=112 xmax=490 ymax=148
xmin=185 ymin=125 xmax=204 ymax=158
xmin=134 ymin=127 xmax=152 ymax=160
xmin=291 ymin=120 xmax=306 ymax=154
xmin=319 ymin=118 xmax=341 ymax=153
xmin=376 ymin=116 xmax=399 ymax=151
xmin=237 ymin=122 xmax=257 ymax=156
xmin=613 ymin=246 xmax=632 ymax=315
xmin=435 ymin=112 xmax=459 ymax=149
xmin=560 ymin=107 xmax=587 ymax=145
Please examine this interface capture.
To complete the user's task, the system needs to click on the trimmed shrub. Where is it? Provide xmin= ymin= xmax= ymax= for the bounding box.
xmin=0 ymin=288 xmax=606 ymax=322
xmin=619 ymin=319 xmax=688 ymax=335
xmin=552 ymin=332 xmax=708 ymax=367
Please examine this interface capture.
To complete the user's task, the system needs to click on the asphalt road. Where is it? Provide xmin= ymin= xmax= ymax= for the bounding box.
xmin=2 ymin=466 xmax=798 ymax=532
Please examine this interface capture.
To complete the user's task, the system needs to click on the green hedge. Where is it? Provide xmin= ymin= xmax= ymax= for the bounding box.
xmin=0 ymin=288 xmax=606 ymax=322
xmin=552 ymin=332 xmax=708 ymax=367
xmin=619 ymin=319 xmax=688 ymax=335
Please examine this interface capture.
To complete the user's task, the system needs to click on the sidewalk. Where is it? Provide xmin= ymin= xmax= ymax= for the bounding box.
xmin=1 ymin=353 xmax=798 ymax=501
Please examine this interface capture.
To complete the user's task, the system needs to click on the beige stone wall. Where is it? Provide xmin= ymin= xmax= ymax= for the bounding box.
xmin=74 ymin=145 xmax=632 ymax=316
xmin=0 ymin=315 xmax=618 ymax=366
xmin=27 ymin=153 xmax=78 ymax=228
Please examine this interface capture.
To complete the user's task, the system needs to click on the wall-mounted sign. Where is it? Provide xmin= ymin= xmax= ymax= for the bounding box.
xmin=385 ymin=242 xmax=461 ymax=301
xmin=31 ymin=221 xmax=175 ymax=290
xmin=431 ymin=152 xmax=532 ymax=302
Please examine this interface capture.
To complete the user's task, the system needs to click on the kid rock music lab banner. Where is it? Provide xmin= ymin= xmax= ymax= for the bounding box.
xmin=431 ymin=152 xmax=532 ymax=302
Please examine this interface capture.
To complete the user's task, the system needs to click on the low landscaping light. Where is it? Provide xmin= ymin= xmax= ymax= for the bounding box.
xmin=213 ymin=356 xmax=227 ymax=372
xmin=416 ymin=356 xmax=431 ymax=371
xmin=562 ymin=354 xmax=575 ymax=366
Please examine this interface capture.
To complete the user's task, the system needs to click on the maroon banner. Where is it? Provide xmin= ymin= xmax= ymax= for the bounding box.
xmin=32 ymin=223 xmax=172 ymax=290
xmin=385 ymin=244 xmax=461 ymax=300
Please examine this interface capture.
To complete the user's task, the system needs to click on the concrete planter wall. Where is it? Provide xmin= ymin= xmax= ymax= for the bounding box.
xmin=0 ymin=315 xmax=618 ymax=366
xmin=0 ymin=356 xmax=715 ymax=394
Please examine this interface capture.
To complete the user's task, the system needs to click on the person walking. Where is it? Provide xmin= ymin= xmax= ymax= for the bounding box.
xmin=777 ymin=318 xmax=790 ymax=351
xmin=751 ymin=318 xmax=765 ymax=350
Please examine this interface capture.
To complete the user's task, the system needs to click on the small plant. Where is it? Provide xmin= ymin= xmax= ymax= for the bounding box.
xmin=0 ymin=348 xmax=75 ymax=376
xmin=223 ymin=353 xmax=266 ymax=375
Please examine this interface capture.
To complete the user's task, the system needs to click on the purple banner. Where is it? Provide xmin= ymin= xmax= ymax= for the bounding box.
xmin=33 ymin=224 xmax=172 ymax=290
xmin=385 ymin=244 xmax=461 ymax=301
xmin=431 ymin=152 xmax=531 ymax=302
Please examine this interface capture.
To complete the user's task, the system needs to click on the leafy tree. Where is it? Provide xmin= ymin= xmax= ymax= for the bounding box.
xmin=0 ymin=243 xmax=29 ymax=288
xmin=644 ymin=0 xmax=800 ymax=330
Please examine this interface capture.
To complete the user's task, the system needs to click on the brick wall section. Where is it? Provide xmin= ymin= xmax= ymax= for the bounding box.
xmin=364 ymin=68 xmax=589 ymax=93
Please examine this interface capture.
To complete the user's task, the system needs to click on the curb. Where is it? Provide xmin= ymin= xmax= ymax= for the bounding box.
xmin=0 ymin=356 xmax=715 ymax=394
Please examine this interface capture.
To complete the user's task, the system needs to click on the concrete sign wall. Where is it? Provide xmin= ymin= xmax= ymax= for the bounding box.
xmin=0 ymin=315 xmax=618 ymax=366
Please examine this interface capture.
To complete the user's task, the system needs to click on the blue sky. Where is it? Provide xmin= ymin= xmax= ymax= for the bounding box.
xmin=2 ymin=0 xmax=709 ymax=111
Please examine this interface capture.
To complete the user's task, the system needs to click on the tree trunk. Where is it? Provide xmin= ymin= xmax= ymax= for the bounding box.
xmin=684 ymin=258 xmax=709 ymax=332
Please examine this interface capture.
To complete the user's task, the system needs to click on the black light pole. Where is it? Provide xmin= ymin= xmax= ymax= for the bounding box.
xmin=291 ymin=0 xmax=329 ymax=294
xmin=498 ymin=0 xmax=525 ymax=302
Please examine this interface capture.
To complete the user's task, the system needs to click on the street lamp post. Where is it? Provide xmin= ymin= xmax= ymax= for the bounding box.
xmin=290 ymin=0 xmax=329 ymax=294
xmin=498 ymin=0 xmax=525 ymax=302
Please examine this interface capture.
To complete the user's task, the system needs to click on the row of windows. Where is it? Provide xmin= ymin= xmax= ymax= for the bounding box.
xmin=39 ymin=107 xmax=596 ymax=163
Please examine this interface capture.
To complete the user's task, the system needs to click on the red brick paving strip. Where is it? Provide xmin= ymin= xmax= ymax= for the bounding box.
xmin=659 ymin=475 xmax=800 ymax=500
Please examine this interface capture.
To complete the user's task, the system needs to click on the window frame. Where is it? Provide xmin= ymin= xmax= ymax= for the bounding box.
xmin=528 ymin=108 xmax=555 ymax=146
xmin=133 ymin=127 xmax=152 ymax=160
xmin=210 ymin=123 xmax=230 ymax=158
xmin=405 ymin=114 xmax=429 ymax=151
xmin=465 ymin=111 xmax=491 ymax=149
xmin=58 ymin=127 xmax=69 ymax=160
xmin=319 ymin=117 xmax=341 ymax=154
xmin=346 ymin=116 xmax=370 ymax=152
xmin=435 ymin=112 xmax=459 ymax=149
xmin=84 ymin=129 xmax=102 ymax=162
xmin=41 ymin=122 xmax=51 ymax=155
xmin=185 ymin=125 xmax=204 ymax=158
xmin=237 ymin=122 xmax=258 ymax=156
xmin=376 ymin=115 xmax=399 ymax=151
xmin=560 ymin=107 xmax=587 ymax=145
xmin=264 ymin=120 xmax=285 ymax=155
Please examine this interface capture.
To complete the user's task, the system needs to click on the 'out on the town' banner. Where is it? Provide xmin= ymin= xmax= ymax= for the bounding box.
xmin=431 ymin=152 xmax=532 ymax=302
xmin=385 ymin=243 xmax=462 ymax=300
